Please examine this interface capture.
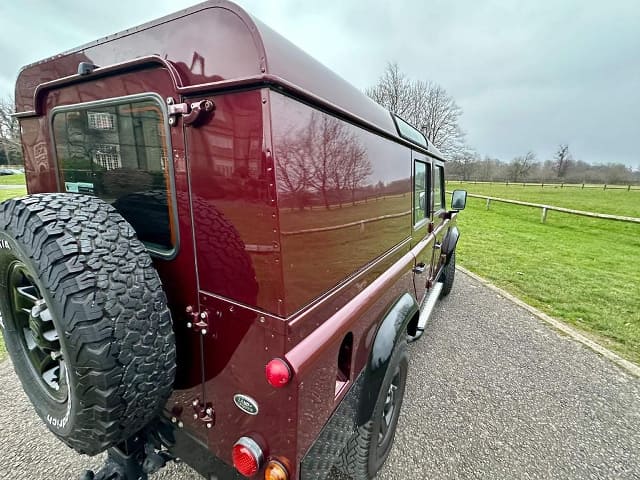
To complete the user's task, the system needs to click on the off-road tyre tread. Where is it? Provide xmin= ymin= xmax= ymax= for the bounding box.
xmin=0 ymin=193 xmax=176 ymax=455
xmin=336 ymin=342 xmax=408 ymax=479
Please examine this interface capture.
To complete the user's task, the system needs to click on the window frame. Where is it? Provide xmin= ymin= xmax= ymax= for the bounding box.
xmin=49 ymin=93 xmax=180 ymax=259
xmin=432 ymin=163 xmax=445 ymax=216
xmin=413 ymin=159 xmax=431 ymax=228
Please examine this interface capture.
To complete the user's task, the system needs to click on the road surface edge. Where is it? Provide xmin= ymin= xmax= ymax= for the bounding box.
xmin=457 ymin=266 xmax=640 ymax=378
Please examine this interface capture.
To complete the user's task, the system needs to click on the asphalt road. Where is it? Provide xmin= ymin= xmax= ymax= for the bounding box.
xmin=1 ymin=271 xmax=638 ymax=479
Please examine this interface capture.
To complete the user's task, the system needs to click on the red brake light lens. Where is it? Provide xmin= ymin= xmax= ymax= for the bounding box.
xmin=265 ymin=358 xmax=292 ymax=388
xmin=232 ymin=438 xmax=263 ymax=477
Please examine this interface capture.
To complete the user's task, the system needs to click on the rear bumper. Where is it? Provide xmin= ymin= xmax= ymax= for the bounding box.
xmin=161 ymin=370 xmax=365 ymax=480
xmin=163 ymin=420 xmax=243 ymax=480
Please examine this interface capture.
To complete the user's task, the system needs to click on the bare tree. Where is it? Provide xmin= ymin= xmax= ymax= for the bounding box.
xmin=0 ymin=96 xmax=22 ymax=165
xmin=508 ymin=151 xmax=536 ymax=182
xmin=366 ymin=62 xmax=466 ymax=157
xmin=447 ymin=148 xmax=478 ymax=181
xmin=553 ymin=144 xmax=572 ymax=178
xmin=365 ymin=62 xmax=415 ymax=120
xmin=413 ymin=80 xmax=465 ymax=157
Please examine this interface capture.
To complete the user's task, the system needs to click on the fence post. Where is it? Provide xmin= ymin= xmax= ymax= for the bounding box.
xmin=582 ymin=183 xmax=585 ymax=189
xmin=486 ymin=198 xmax=491 ymax=210
xmin=604 ymin=184 xmax=607 ymax=190
xmin=541 ymin=207 xmax=548 ymax=223
xmin=561 ymin=183 xmax=564 ymax=188
xmin=629 ymin=185 xmax=632 ymax=192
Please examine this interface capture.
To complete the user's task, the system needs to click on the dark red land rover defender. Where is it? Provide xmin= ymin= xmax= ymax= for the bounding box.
xmin=0 ymin=2 xmax=467 ymax=479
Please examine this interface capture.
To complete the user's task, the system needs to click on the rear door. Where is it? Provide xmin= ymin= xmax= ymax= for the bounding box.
xmin=46 ymin=67 xmax=208 ymax=440
xmin=429 ymin=162 xmax=449 ymax=282
xmin=411 ymin=152 xmax=433 ymax=303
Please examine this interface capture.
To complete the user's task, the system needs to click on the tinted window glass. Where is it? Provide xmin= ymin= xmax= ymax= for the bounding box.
xmin=52 ymin=99 xmax=174 ymax=251
xmin=414 ymin=161 xmax=428 ymax=224
xmin=433 ymin=165 xmax=444 ymax=213
xmin=395 ymin=116 xmax=428 ymax=148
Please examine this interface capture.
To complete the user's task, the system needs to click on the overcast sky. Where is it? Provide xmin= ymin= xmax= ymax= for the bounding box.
xmin=1 ymin=0 xmax=638 ymax=167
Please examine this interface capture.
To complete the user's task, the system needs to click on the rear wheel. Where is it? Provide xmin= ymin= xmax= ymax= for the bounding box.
xmin=0 ymin=193 xmax=176 ymax=455
xmin=337 ymin=342 xmax=408 ymax=479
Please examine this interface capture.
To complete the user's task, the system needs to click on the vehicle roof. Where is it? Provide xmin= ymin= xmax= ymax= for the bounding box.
xmin=15 ymin=0 xmax=443 ymax=159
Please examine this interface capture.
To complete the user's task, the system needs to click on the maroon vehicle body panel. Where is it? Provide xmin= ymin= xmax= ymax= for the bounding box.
xmin=14 ymin=2 xmax=453 ymax=478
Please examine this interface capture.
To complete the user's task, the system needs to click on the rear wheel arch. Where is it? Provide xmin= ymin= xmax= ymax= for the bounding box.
xmin=441 ymin=225 xmax=460 ymax=260
xmin=356 ymin=292 xmax=417 ymax=426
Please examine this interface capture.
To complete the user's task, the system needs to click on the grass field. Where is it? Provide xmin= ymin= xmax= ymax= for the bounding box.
xmin=453 ymin=183 xmax=640 ymax=364
xmin=0 ymin=182 xmax=638 ymax=365
xmin=0 ymin=174 xmax=26 ymax=186
xmin=448 ymin=181 xmax=640 ymax=218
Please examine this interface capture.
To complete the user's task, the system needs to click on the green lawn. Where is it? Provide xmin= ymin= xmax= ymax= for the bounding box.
xmin=0 ymin=173 xmax=26 ymax=186
xmin=456 ymin=195 xmax=640 ymax=364
xmin=448 ymin=181 xmax=640 ymax=218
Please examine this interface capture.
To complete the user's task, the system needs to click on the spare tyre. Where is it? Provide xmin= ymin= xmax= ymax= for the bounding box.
xmin=0 ymin=193 xmax=176 ymax=455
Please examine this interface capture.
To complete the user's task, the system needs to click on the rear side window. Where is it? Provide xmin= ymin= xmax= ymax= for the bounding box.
xmin=433 ymin=165 xmax=444 ymax=214
xmin=413 ymin=160 xmax=429 ymax=225
xmin=52 ymin=98 xmax=175 ymax=253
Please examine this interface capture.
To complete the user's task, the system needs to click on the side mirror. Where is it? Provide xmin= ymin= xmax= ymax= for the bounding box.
xmin=451 ymin=189 xmax=467 ymax=211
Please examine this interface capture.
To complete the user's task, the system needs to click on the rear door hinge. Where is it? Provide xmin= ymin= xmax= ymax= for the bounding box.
xmin=167 ymin=97 xmax=215 ymax=127
xmin=191 ymin=398 xmax=215 ymax=429
xmin=185 ymin=306 xmax=210 ymax=336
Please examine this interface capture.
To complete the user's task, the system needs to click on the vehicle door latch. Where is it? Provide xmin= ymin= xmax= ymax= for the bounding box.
xmin=167 ymin=97 xmax=215 ymax=127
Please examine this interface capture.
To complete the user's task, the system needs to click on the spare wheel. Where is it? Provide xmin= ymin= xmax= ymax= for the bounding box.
xmin=0 ymin=193 xmax=176 ymax=455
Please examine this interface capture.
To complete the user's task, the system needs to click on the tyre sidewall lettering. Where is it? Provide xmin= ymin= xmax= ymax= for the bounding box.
xmin=0 ymin=231 xmax=75 ymax=436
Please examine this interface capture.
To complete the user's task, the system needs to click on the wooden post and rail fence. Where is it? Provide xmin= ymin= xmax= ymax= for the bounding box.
xmin=458 ymin=192 xmax=640 ymax=224
xmin=448 ymin=180 xmax=640 ymax=191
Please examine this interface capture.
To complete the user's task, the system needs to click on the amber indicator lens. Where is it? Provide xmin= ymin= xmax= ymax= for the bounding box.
xmin=265 ymin=358 xmax=292 ymax=388
xmin=232 ymin=443 xmax=260 ymax=477
xmin=265 ymin=460 xmax=289 ymax=480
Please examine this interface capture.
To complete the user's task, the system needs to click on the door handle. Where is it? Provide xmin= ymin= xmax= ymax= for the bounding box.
xmin=413 ymin=262 xmax=426 ymax=274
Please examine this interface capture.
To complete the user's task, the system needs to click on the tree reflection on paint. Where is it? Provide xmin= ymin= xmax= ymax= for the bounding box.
xmin=275 ymin=112 xmax=372 ymax=210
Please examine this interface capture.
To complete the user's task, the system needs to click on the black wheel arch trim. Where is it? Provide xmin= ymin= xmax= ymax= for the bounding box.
xmin=357 ymin=292 xmax=418 ymax=425
xmin=441 ymin=226 xmax=460 ymax=259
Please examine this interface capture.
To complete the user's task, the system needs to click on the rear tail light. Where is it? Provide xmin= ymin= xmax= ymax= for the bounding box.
xmin=232 ymin=437 xmax=264 ymax=477
xmin=265 ymin=460 xmax=289 ymax=480
xmin=265 ymin=358 xmax=292 ymax=388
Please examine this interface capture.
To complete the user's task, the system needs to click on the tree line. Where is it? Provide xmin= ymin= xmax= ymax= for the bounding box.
xmin=366 ymin=62 xmax=638 ymax=185
xmin=2 ymin=64 xmax=638 ymax=185
xmin=447 ymin=146 xmax=639 ymax=185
